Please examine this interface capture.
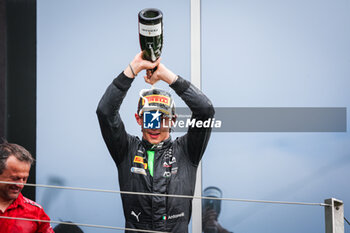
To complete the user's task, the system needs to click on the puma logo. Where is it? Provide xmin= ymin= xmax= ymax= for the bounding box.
xmin=131 ymin=210 xmax=141 ymax=222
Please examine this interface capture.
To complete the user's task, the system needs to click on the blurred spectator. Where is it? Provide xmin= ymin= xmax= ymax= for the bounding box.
xmin=53 ymin=221 xmax=84 ymax=233
xmin=202 ymin=186 xmax=233 ymax=233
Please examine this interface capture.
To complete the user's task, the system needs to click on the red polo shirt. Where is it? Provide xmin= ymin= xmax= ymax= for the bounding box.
xmin=0 ymin=193 xmax=54 ymax=233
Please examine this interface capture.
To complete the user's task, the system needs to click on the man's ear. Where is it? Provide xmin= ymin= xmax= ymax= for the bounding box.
xmin=169 ymin=115 xmax=177 ymax=128
xmin=172 ymin=115 xmax=177 ymax=124
xmin=135 ymin=113 xmax=142 ymax=126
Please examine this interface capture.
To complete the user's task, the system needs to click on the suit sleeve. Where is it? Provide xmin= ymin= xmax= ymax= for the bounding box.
xmin=170 ymin=76 xmax=215 ymax=165
xmin=96 ymin=72 xmax=134 ymax=165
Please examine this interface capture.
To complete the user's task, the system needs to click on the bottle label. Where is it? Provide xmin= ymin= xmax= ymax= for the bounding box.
xmin=139 ymin=22 xmax=162 ymax=37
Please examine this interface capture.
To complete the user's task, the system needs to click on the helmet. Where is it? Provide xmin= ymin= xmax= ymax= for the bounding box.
xmin=137 ymin=88 xmax=175 ymax=117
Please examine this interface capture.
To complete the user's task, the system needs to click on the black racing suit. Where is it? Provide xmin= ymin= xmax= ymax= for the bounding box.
xmin=97 ymin=72 xmax=215 ymax=233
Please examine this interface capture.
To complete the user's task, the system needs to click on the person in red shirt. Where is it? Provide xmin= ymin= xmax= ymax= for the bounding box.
xmin=0 ymin=141 xmax=54 ymax=233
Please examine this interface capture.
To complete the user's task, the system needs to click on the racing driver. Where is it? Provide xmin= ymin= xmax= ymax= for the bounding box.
xmin=96 ymin=52 xmax=214 ymax=233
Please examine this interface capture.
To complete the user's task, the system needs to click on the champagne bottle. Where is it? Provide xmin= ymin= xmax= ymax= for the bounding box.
xmin=138 ymin=8 xmax=163 ymax=67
